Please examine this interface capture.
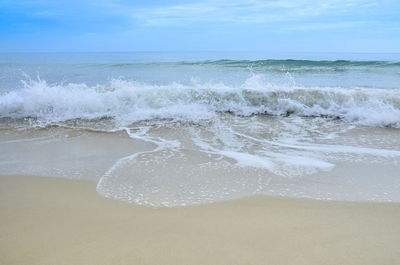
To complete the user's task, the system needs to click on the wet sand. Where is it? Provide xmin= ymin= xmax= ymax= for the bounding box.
xmin=1 ymin=174 xmax=400 ymax=265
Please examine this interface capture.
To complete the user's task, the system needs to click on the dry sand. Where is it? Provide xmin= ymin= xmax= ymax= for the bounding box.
xmin=1 ymin=174 xmax=400 ymax=265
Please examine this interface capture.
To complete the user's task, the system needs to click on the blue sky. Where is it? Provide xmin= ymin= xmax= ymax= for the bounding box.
xmin=0 ymin=0 xmax=399 ymax=52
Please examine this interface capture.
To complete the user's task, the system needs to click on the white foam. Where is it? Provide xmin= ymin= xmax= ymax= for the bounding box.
xmin=0 ymin=76 xmax=399 ymax=128
xmin=274 ymin=140 xmax=400 ymax=157
xmin=96 ymin=126 xmax=182 ymax=196
xmin=219 ymin=150 xmax=276 ymax=169
xmin=191 ymin=127 xmax=335 ymax=177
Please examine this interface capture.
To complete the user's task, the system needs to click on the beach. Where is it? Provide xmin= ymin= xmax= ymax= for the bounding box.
xmin=2 ymin=0 xmax=400 ymax=263
xmin=1 ymin=174 xmax=400 ymax=265
xmin=1 ymin=0 xmax=400 ymax=262
xmin=1 ymin=52 xmax=400 ymax=264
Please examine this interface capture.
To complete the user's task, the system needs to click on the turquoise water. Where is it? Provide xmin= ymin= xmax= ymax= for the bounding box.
xmin=1 ymin=52 xmax=400 ymax=91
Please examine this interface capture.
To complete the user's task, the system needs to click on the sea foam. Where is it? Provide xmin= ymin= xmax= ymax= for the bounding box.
xmin=0 ymin=75 xmax=399 ymax=128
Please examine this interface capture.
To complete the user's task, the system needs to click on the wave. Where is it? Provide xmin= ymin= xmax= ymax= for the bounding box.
xmin=101 ymin=59 xmax=400 ymax=69
xmin=0 ymin=75 xmax=399 ymax=128
xmin=181 ymin=59 xmax=400 ymax=68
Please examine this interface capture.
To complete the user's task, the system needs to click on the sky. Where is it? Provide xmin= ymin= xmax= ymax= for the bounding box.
xmin=0 ymin=0 xmax=399 ymax=52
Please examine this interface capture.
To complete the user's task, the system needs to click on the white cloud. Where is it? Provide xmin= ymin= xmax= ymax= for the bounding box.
xmin=125 ymin=0 xmax=378 ymax=26
xmin=285 ymin=21 xmax=369 ymax=31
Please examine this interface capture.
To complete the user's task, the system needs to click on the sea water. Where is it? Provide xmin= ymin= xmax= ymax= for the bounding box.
xmin=1 ymin=52 xmax=399 ymax=206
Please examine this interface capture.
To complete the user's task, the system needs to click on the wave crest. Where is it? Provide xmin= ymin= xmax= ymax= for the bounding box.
xmin=0 ymin=75 xmax=399 ymax=127
xmin=182 ymin=59 xmax=400 ymax=68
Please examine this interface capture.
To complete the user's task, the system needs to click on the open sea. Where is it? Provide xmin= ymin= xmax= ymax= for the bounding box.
xmin=1 ymin=52 xmax=400 ymax=206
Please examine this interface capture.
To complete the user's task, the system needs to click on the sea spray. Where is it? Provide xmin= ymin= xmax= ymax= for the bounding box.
xmin=0 ymin=75 xmax=399 ymax=128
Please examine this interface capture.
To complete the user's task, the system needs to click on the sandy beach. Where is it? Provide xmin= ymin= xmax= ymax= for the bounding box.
xmin=1 ymin=174 xmax=400 ymax=265
xmin=2 ymin=0 xmax=400 ymax=264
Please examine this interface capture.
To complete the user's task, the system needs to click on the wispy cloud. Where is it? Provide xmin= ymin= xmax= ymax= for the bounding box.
xmin=1 ymin=0 xmax=398 ymax=52
xmin=285 ymin=21 xmax=369 ymax=31
xmin=124 ymin=0 xmax=378 ymax=26
xmin=0 ymin=0 xmax=381 ymax=27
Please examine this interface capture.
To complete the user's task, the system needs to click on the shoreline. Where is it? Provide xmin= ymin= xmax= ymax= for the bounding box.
xmin=1 ymin=174 xmax=400 ymax=265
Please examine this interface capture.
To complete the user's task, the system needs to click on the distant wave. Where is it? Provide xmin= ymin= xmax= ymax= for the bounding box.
xmin=180 ymin=59 xmax=400 ymax=67
xmin=102 ymin=59 xmax=400 ymax=69
xmin=0 ymin=75 xmax=399 ymax=128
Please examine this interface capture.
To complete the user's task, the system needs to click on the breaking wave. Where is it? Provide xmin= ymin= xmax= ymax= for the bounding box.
xmin=0 ymin=75 xmax=399 ymax=128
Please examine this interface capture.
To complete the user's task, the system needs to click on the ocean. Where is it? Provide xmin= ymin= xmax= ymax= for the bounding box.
xmin=1 ymin=52 xmax=400 ymax=206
